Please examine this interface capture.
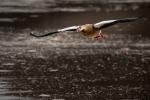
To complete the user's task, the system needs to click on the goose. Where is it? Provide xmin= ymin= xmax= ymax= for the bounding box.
xmin=30 ymin=17 xmax=141 ymax=39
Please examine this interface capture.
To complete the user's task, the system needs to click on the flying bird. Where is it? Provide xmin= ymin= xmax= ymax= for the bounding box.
xmin=30 ymin=17 xmax=141 ymax=39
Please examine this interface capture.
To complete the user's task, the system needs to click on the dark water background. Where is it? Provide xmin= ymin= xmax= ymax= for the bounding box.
xmin=0 ymin=0 xmax=150 ymax=100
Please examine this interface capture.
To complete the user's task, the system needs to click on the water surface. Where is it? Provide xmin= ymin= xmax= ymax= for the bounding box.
xmin=0 ymin=1 xmax=150 ymax=100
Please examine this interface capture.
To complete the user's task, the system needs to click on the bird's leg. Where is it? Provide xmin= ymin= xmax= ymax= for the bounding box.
xmin=94 ymin=30 xmax=103 ymax=39
xmin=95 ymin=30 xmax=107 ymax=39
xmin=99 ymin=30 xmax=108 ymax=38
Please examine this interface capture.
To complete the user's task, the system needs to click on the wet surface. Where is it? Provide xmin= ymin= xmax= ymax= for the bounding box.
xmin=0 ymin=1 xmax=150 ymax=100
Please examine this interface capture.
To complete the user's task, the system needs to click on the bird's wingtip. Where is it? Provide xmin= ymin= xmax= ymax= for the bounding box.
xmin=30 ymin=32 xmax=33 ymax=35
xmin=137 ymin=16 xmax=143 ymax=19
xmin=30 ymin=32 xmax=40 ymax=37
xmin=137 ymin=15 xmax=146 ymax=20
xmin=30 ymin=32 xmax=35 ymax=36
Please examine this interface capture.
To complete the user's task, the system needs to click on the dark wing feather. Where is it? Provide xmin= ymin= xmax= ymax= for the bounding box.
xmin=30 ymin=26 xmax=79 ymax=38
xmin=30 ymin=31 xmax=59 ymax=37
xmin=94 ymin=17 xmax=141 ymax=29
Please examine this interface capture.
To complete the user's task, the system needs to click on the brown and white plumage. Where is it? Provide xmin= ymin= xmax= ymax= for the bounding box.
xmin=30 ymin=17 xmax=141 ymax=39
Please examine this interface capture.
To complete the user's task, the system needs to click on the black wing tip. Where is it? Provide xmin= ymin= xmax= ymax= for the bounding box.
xmin=30 ymin=31 xmax=59 ymax=38
xmin=133 ymin=16 xmax=143 ymax=20
xmin=129 ymin=16 xmax=145 ymax=20
xmin=137 ymin=15 xmax=146 ymax=20
xmin=30 ymin=32 xmax=41 ymax=37
xmin=30 ymin=32 xmax=35 ymax=36
xmin=117 ymin=16 xmax=144 ymax=23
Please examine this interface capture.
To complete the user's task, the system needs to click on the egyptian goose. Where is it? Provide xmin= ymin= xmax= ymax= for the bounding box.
xmin=30 ymin=17 xmax=141 ymax=39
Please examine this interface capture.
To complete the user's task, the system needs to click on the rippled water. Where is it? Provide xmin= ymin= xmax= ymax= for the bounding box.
xmin=0 ymin=1 xmax=150 ymax=100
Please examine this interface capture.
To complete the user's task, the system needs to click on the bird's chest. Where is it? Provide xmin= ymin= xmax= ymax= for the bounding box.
xmin=82 ymin=26 xmax=98 ymax=37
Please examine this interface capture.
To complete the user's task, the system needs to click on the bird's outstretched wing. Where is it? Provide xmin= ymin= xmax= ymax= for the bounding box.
xmin=58 ymin=26 xmax=79 ymax=32
xmin=30 ymin=26 xmax=79 ymax=37
xmin=30 ymin=31 xmax=59 ymax=37
xmin=94 ymin=17 xmax=141 ymax=29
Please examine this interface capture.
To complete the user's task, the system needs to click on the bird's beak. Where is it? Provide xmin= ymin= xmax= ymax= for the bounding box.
xmin=76 ymin=28 xmax=80 ymax=32
xmin=76 ymin=26 xmax=81 ymax=32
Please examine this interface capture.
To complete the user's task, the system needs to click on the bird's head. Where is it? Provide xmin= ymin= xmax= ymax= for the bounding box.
xmin=76 ymin=26 xmax=86 ymax=33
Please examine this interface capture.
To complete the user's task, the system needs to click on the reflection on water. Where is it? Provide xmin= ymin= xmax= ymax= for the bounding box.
xmin=0 ymin=1 xmax=150 ymax=100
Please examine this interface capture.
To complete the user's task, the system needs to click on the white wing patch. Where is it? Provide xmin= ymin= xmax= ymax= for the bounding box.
xmin=58 ymin=26 xmax=79 ymax=32
xmin=94 ymin=20 xmax=116 ymax=28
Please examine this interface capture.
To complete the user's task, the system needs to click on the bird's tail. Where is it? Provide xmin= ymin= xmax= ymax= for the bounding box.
xmin=30 ymin=31 xmax=58 ymax=37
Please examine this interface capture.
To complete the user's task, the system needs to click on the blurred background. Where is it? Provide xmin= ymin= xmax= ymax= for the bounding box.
xmin=0 ymin=0 xmax=150 ymax=100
